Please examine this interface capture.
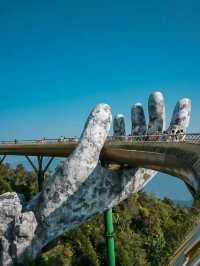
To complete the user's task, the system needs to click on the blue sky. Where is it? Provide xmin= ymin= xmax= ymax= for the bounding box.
xmin=0 ymin=0 xmax=199 ymax=201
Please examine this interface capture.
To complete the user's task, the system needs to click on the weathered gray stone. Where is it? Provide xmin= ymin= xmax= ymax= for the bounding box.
xmin=13 ymin=212 xmax=37 ymax=263
xmin=131 ymin=103 xmax=146 ymax=135
xmin=113 ymin=114 xmax=126 ymax=137
xmin=148 ymin=91 xmax=165 ymax=134
xmin=0 ymin=93 xmax=193 ymax=265
xmin=169 ymin=98 xmax=191 ymax=133
xmin=0 ymin=193 xmax=37 ymax=265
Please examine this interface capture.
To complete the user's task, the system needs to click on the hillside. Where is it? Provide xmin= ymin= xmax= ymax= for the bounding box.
xmin=0 ymin=163 xmax=199 ymax=266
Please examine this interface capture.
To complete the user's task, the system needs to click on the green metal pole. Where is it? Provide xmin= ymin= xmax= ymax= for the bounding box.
xmin=104 ymin=208 xmax=116 ymax=266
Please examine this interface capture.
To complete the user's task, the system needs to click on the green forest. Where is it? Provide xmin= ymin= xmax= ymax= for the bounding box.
xmin=0 ymin=162 xmax=200 ymax=266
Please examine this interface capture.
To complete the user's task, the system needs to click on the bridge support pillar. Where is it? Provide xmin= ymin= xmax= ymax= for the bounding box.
xmin=0 ymin=155 xmax=6 ymax=165
xmin=101 ymin=161 xmax=116 ymax=266
xmin=25 ymin=156 xmax=54 ymax=191
xmin=185 ymin=182 xmax=196 ymax=198
xmin=104 ymin=208 xmax=116 ymax=266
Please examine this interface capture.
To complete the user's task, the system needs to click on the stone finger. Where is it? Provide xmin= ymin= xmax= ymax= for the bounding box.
xmin=148 ymin=91 xmax=165 ymax=134
xmin=131 ymin=103 xmax=146 ymax=135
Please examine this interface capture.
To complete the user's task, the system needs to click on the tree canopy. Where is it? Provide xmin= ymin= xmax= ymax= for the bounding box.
xmin=0 ymin=163 xmax=199 ymax=266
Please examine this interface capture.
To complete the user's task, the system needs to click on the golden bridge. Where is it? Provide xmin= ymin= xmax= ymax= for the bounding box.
xmin=0 ymin=133 xmax=200 ymax=195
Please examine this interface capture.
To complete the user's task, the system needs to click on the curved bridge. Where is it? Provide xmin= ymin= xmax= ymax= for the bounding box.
xmin=0 ymin=134 xmax=200 ymax=195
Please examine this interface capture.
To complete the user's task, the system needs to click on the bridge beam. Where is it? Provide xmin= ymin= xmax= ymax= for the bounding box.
xmin=0 ymin=155 xmax=6 ymax=165
xmin=25 ymin=155 xmax=54 ymax=191
xmin=184 ymin=182 xmax=196 ymax=197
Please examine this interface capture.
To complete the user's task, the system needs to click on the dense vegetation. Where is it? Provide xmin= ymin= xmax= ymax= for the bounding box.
xmin=0 ymin=162 xmax=200 ymax=266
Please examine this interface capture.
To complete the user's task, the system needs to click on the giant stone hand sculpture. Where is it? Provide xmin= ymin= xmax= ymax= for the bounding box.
xmin=0 ymin=92 xmax=191 ymax=265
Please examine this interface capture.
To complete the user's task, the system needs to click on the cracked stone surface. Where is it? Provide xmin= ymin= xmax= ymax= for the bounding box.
xmin=0 ymin=193 xmax=37 ymax=265
xmin=113 ymin=114 xmax=126 ymax=137
xmin=0 ymin=92 xmax=192 ymax=265
xmin=148 ymin=91 xmax=165 ymax=134
xmin=169 ymin=98 xmax=191 ymax=133
xmin=131 ymin=103 xmax=147 ymax=135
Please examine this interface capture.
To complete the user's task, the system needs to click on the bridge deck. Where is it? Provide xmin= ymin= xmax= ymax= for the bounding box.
xmin=0 ymin=140 xmax=199 ymax=157
xmin=0 ymin=135 xmax=199 ymax=189
xmin=0 ymin=135 xmax=199 ymax=197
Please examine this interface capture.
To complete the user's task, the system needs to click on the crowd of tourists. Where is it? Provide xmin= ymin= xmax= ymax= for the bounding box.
xmin=110 ymin=129 xmax=186 ymax=143
xmin=12 ymin=128 xmax=186 ymax=145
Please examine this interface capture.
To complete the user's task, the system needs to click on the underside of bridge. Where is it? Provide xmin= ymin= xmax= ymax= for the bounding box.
xmin=102 ymin=143 xmax=200 ymax=196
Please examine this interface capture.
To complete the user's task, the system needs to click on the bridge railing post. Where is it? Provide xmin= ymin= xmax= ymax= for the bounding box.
xmin=0 ymin=155 xmax=6 ymax=165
